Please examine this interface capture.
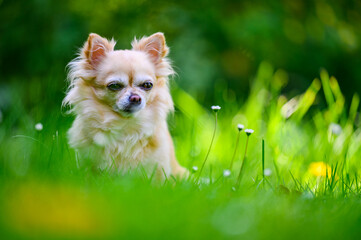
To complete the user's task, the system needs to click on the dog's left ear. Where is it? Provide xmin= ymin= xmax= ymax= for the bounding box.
xmin=132 ymin=32 xmax=169 ymax=64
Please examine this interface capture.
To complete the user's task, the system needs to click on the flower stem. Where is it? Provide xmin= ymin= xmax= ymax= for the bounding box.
xmin=262 ymin=138 xmax=265 ymax=187
xmin=262 ymin=139 xmax=264 ymax=181
xmin=196 ymin=112 xmax=218 ymax=183
xmin=235 ymin=135 xmax=250 ymax=189
xmin=229 ymin=130 xmax=241 ymax=171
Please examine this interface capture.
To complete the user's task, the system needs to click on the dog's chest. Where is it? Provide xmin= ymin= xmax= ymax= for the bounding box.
xmin=94 ymin=121 xmax=155 ymax=161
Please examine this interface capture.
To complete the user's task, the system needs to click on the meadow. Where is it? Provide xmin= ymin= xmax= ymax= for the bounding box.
xmin=1 ymin=61 xmax=361 ymax=239
xmin=2 ymin=0 xmax=361 ymax=239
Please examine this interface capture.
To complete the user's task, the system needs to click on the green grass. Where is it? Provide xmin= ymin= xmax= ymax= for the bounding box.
xmin=1 ymin=62 xmax=361 ymax=239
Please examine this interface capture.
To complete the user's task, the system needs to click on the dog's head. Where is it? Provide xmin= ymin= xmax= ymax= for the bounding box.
xmin=66 ymin=32 xmax=174 ymax=118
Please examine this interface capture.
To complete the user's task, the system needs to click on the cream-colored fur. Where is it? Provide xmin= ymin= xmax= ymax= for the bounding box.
xmin=63 ymin=32 xmax=187 ymax=177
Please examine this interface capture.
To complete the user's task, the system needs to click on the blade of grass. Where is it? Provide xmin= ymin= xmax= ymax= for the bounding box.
xmin=148 ymin=163 xmax=158 ymax=184
xmin=320 ymin=69 xmax=335 ymax=108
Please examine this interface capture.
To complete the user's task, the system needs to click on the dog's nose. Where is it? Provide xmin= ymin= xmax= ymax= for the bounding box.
xmin=129 ymin=94 xmax=141 ymax=104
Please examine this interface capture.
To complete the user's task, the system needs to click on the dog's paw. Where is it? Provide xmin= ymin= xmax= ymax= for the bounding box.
xmin=172 ymin=166 xmax=190 ymax=179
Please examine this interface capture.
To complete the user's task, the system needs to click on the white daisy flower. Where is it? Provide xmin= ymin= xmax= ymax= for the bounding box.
xmin=237 ymin=124 xmax=244 ymax=131
xmin=35 ymin=123 xmax=43 ymax=131
xmin=264 ymin=168 xmax=272 ymax=176
xmin=245 ymin=129 xmax=254 ymax=136
xmin=223 ymin=169 xmax=231 ymax=177
xmin=211 ymin=105 xmax=221 ymax=112
xmin=329 ymin=123 xmax=342 ymax=136
xmin=302 ymin=192 xmax=314 ymax=199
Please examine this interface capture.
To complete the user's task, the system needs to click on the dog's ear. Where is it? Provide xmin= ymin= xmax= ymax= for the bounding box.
xmin=83 ymin=33 xmax=114 ymax=68
xmin=132 ymin=32 xmax=169 ymax=64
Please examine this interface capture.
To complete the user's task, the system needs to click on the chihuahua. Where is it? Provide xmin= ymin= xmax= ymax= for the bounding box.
xmin=63 ymin=32 xmax=187 ymax=178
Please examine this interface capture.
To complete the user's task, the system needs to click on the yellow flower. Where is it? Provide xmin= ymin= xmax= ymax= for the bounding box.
xmin=308 ymin=162 xmax=332 ymax=177
xmin=3 ymin=181 xmax=116 ymax=238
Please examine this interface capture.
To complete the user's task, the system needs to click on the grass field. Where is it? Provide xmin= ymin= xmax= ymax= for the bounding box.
xmin=1 ymin=62 xmax=361 ymax=239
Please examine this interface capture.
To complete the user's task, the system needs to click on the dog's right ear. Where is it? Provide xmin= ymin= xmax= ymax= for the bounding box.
xmin=83 ymin=33 xmax=115 ymax=68
xmin=132 ymin=33 xmax=169 ymax=65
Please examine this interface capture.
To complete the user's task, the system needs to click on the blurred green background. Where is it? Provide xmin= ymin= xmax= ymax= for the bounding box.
xmin=1 ymin=0 xmax=361 ymax=112
xmin=2 ymin=1 xmax=361 ymax=239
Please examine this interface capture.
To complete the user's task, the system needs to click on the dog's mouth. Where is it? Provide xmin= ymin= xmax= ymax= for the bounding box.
xmin=122 ymin=108 xmax=136 ymax=116
xmin=114 ymin=104 xmax=143 ymax=117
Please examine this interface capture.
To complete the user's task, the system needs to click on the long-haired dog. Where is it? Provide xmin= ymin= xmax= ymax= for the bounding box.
xmin=63 ymin=32 xmax=187 ymax=177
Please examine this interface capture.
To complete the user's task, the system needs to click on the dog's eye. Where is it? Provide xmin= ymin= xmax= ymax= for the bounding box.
xmin=141 ymin=81 xmax=153 ymax=90
xmin=107 ymin=83 xmax=123 ymax=91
